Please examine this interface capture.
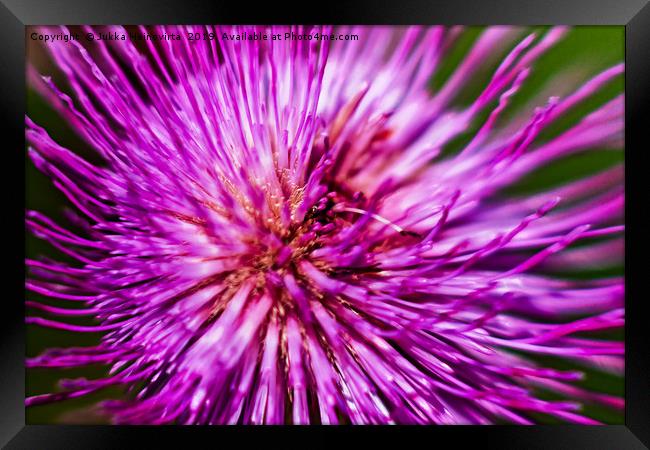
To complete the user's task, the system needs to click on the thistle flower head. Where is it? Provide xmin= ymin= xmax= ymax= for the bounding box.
xmin=26 ymin=25 xmax=624 ymax=424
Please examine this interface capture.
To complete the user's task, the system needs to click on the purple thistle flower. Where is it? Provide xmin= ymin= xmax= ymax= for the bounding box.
xmin=26 ymin=25 xmax=624 ymax=425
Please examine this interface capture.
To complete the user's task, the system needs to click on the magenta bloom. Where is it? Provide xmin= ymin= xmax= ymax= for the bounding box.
xmin=26 ymin=25 xmax=624 ymax=424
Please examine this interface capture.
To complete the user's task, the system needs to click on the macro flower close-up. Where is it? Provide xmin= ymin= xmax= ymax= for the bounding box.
xmin=25 ymin=25 xmax=624 ymax=425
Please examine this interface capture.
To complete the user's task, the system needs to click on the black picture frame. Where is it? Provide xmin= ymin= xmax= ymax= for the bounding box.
xmin=1 ymin=0 xmax=648 ymax=448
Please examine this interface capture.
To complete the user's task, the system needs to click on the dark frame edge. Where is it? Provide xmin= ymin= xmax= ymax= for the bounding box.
xmin=3 ymin=425 xmax=650 ymax=449
xmin=625 ymin=1 xmax=650 ymax=448
xmin=0 ymin=0 xmax=26 ymax=448
xmin=0 ymin=0 xmax=649 ymax=25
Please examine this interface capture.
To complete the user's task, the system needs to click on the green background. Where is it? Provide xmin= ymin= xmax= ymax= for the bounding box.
xmin=26 ymin=26 xmax=624 ymax=424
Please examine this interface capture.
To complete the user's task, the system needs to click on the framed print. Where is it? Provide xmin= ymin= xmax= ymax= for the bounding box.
xmin=1 ymin=0 xmax=648 ymax=448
